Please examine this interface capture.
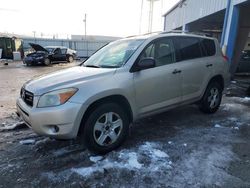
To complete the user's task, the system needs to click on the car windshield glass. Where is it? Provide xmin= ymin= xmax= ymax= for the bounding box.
xmin=45 ymin=48 xmax=55 ymax=53
xmin=83 ymin=39 xmax=145 ymax=68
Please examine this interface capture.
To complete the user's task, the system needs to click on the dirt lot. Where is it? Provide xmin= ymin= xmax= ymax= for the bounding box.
xmin=0 ymin=61 xmax=250 ymax=188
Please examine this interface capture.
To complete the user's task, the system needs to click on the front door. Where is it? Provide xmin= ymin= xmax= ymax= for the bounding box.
xmin=52 ymin=48 xmax=63 ymax=61
xmin=133 ymin=37 xmax=182 ymax=116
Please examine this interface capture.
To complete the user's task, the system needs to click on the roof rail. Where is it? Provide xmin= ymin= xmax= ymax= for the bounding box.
xmin=125 ymin=31 xmax=162 ymax=38
xmin=161 ymin=30 xmax=211 ymax=37
xmin=161 ymin=30 xmax=183 ymax=34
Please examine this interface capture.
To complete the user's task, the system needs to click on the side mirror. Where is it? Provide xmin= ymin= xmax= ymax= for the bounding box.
xmin=136 ymin=58 xmax=155 ymax=71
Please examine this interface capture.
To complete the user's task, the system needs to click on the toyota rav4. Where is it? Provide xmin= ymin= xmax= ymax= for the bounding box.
xmin=17 ymin=32 xmax=230 ymax=154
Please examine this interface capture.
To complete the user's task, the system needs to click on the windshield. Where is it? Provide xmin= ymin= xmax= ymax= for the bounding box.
xmin=83 ymin=39 xmax=145 ymax=68
xmin=45 ymin=48 xmax=55 ymax=53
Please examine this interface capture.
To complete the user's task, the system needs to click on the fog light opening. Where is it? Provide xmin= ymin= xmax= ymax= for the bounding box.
xmin=52 ymin=125 xmax=59 ymax=133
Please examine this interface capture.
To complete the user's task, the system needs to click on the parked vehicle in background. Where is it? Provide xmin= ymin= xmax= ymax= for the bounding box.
xmin=237 ymin=50 xmax=250 ymax=73
xmin=23 ymin=43 xmax=77 ymax=66
xmin=0 ymin=35 xmax=24 ymax=59
xmin=17 ymin=32 xmax=230 ymax=154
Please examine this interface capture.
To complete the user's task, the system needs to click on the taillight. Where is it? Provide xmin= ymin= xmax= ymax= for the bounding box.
xmin=222 ymin=55 xmax=229 ymax=62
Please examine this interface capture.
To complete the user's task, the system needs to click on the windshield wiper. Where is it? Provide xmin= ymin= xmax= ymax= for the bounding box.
xmin=100 ymin=65 xmax=120 ymax=68
xmin=84 ymin=65 xmax=100 ymax=68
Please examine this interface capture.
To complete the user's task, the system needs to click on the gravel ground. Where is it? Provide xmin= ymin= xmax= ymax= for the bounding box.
xmin=0 ymin=61 xmax=250 ymax=188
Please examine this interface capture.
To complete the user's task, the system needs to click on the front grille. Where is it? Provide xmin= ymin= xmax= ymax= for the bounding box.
xmin=20 ymin=88 xmax=34 ymax=107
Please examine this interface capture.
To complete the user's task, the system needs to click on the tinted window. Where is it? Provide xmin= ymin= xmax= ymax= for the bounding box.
xmin=54 ymin=48 xmax=61 ymax=54
xmin=174 ymin=37 xmax=202 ymax=61
xmin=61 ymin=49 xmax=67 ymax=54
xmin=45 ymin=48 xmax=55 ymax=53
xmin=201 ymin=39 xmax=216 ymax=56
xmin=139 ymin=38 xmax=176 ymax=67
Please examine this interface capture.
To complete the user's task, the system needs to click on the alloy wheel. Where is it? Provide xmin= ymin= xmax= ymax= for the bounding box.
xmin=93 ymin=112 xmax=123 ymax=146
xmin=208 ymin=87 xmax=220 ymax=109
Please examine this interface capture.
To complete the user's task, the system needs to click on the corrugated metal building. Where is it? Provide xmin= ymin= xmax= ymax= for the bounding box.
xmin=164 ymin=0 xmax=228 ymax=32
xmin=163 ymin=0 xmax=250 ymax=73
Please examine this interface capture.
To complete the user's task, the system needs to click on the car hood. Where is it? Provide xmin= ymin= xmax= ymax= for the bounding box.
xmin=29 ymin=43 xmax=48 ymax=52
xmin=24 ymin=66 xmax=116 ymax=95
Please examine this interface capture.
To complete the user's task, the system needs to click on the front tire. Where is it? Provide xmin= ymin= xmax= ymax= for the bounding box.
xmin=199 ymin=82 xmax=223 ymax=114
xmin=44 ymin=58 xmax=51 ymax=66
xmin=82 ymin=103 xmax=129 ymax=154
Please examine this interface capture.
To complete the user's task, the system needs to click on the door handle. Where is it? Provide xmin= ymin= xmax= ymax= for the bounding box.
xmin=172 ymin=69 xmax=182 ymax=74
xmin=206 ymin=64 xmax=213 ymax=67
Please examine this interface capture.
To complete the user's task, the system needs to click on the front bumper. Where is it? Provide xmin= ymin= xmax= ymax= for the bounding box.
xmin=23 ymin=57 xmax=45 ymax=65
xmin=16 ymin=97 xmax=86 ymax=139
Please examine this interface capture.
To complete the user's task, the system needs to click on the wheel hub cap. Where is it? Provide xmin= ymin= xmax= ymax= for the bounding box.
xmin=208 ymin=87 xmax=220 ymax=109
xmin=93 ymin=112 xmax=123 ymax=146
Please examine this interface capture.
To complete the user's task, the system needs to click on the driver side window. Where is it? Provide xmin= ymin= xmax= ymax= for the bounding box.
xmin=139 ymin=38 xmax=176 ymax=67
xmin=54 ymin=48 xmax=62 ymax=54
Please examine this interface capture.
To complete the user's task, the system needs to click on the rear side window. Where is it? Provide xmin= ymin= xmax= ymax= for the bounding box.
xmin=174 ymin=37 xmax=202 ymax=61
xmin=200 ymin=39 xmax=216 ymax=56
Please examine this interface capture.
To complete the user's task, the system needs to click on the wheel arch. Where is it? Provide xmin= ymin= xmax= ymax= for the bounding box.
xmin=208 ymin=75 xmax=224 ymax=90
xmin=78 ymin=94 xmax=133 ymax=136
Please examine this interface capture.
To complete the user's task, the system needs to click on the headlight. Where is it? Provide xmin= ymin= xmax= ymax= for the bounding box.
xmin=37 ymin=88 xmax=78 ymax=108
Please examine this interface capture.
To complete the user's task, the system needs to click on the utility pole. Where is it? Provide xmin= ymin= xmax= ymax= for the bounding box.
xmin=147 ymin=0 xmax=159 ymax=33
xmin=32 ymin=31 xmax=36 ymax=42
xmin=139 ymin=0 xmax=144 ymax=34
xmin=83 ymin=13 xmax=88 ymax=57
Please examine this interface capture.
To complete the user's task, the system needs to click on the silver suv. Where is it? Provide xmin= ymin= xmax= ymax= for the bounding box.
xmin=17 ymin=32 xmax=230 ymax=153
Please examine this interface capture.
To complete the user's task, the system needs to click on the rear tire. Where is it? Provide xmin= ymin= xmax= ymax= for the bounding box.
xmin=199 ymin=82 xmax=223 ymax=114
xmin=82 ymin=103 xmax=129 ymax=154
xmin=67 ymin=56 xmax=74 ymax=63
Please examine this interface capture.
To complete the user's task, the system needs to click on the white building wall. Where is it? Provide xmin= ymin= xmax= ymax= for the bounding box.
xmin=164 ymin=0 xmax=228 ymax=31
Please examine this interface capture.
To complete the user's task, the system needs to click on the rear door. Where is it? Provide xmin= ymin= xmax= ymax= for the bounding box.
xmin=173 ymin=36 xmax=213 ymax=102
xmin=60 ymin=48 xmax=67 ymax=61
xmin=133 ymin=37 xmax=182 ymax=116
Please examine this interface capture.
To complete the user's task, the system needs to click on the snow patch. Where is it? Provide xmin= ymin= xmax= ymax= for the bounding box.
xmin=52 ymin=148 xmax=70 ymax=157
xmin=0 ymin=121 xmax=25 ymax=131
xmin=19 ymin=139 xmax=35 ymax=145
xmin=172 ymin=146 xmax=238 ymax=187
xmin=89 ymin=156 xmax=103 ymax=163
xmin=153 ymin=149 xmax=169 ymax=158
xmin=242 ymin=97 xmax=250 ymax=102
xmin=168 ymin=141 xmax=173 ymax=145
xmin=72 ymin=166 xmax=103 ymax=177
xmin=72 ymin=142 xmax=171 ymax=178
xmin=127 ymin=152 xmax=142 ymax=169
xmin=35 ymin=138 xmax=50 ymax=145
xmin=214 ymin=124 xmax=222 ymax=128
